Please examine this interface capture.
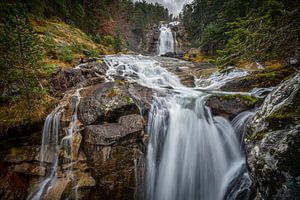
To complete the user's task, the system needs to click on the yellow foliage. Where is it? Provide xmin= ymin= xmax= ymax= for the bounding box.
xmin=264 ymin=60 xmax=283 ymax=70
xmin=183 ymin=48 xmax=208 ymax=63
xmin=235 ymin=59 xmax=284 ymax=71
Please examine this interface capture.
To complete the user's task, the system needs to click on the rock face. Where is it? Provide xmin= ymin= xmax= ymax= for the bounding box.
xmin=246 ymin=73 xmax=300 ymax=200
xmin=171 ymin=23 xmax=191 ymax=55
xmin=0 ymin=59 xmax=152 ymax=200
xmin=206 ymin=94 xmax=258 ymax=119
xmin=1 ymin=53 xmax=298 ymax=200
xmin=84 ymin=114 xmax=145 ymax=200
xmin=220 ymin=67 xmax=296 ymax=92
xmin=133 ymin=22 xmax=190 ymax=56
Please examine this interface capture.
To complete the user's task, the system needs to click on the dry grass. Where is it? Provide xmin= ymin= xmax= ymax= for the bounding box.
xmin=183 ymin=49 xmax=208 ymax=63
xmin=235 ymin=59 xmax=284 ymax=71
xmin=32 ymin=18 xmax=113 ymax=67
xmin=0 ymin=94 xmax=57 ymax=134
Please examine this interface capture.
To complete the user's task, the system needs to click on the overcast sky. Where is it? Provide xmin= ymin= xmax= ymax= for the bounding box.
xmin=133 ymin=0 xmax=193 ymax=16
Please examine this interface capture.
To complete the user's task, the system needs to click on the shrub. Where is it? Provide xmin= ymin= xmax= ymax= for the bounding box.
xmin=58 ymin=45 xmax=74 ymax=63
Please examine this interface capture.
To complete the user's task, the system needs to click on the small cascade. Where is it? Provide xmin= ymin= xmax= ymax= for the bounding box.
xmin=28 ymin=88 xmax=83 ymax=200
xmin=27 ymin=106 xmax=64 ymax=200
xmin=158 ymin=24 xmax=175 ymax=55
xmin=195 ymin=69 xmax=249 ymax=89
xmin=231 ymin=110 xmax=255 ymax=146
xmin=103 ymin=55 xmax=253 ymax=200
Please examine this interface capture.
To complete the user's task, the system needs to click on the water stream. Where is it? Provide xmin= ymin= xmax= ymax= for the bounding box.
xmin=158 ymin=24 xmax=175 ymax=55
xmin=104 ymin=55 xmax=252 ymax=200
xmin=28 ymin=89 xmax=82 ymax=200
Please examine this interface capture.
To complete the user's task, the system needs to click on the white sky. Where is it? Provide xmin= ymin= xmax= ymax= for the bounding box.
xmin=133 ymin=0 xmax=193 ymax=16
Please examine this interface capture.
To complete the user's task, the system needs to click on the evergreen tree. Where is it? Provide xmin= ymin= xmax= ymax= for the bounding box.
xmin=0 ymin=2 xmax=44 ymax=116
xmin=113 ymin=27 xmax=122 ymax=53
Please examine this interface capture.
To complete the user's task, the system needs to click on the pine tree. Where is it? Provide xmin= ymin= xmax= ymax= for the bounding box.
xmin=0 ymin=2 xmax=44 ymax=116
xmin=113 ymin=27 xmax=122 ymax=53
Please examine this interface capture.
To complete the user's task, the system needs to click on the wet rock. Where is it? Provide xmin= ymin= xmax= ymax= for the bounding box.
xmin=49 ymin=62 xmax=107 ymax=95
xmin=83 ymin=114 xmax=146 ymax=200
xmin=50 ymin=68 xmax=84 ymax=94
xmin=153 ymin=56 xmax=205 ymax=87
xmin=0 ymin=162 xmax=29 ymax=200
xmin=220 ymin=67 xmax=296 ymax=92
xmin=13 ymin=162 xmax=45 ymax=176
xmin=74 ymin=172 xmax=96 ymax=200
xmin=170 ymin=23 xmax=191 ymax=55
xmin=4 ymin=146 xmax=40 ymax=163
xmin=84 ymin=114 xmax=144 ymax=146
xmin=246 ymin=73 xmax=300 ymax=200
xmin=249 ymin=72 xmax=300 ymax=133
xmin=70 ymin=132 xmax=82 ymax=161
xmin=78 ymin=82 xmax=139 ymax=125
xmin=247 ymin=127 xmax=300 ymax=200
xmin=128 ymin=83 xmax=153 ymax=114
xmin=206 ymin=94 xmax=258 ymax=119
xmin=44 ymin=177 xmax=71 ymax=200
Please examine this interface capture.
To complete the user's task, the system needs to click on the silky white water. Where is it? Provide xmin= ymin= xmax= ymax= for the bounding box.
xmin=104 ymin=55 xmax=252 ymax=200
xmin=27 ymin=105 xmax=63 ymax=200
xmin=28 ymin=89 xmax=82 ymax=200
xmin=158 ymin=24 xmax=175 ymax=55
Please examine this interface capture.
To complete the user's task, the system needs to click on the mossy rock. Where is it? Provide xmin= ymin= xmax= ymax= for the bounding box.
xmin=220 ymin=67 xmax=296 ymax=92
xmin=206 ymin=93 xmax=258 ymax=119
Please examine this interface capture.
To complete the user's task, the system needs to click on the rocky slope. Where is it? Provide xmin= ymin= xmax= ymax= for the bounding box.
xmin=246 ymin=73 xmax=300 ymax=200
xmin=0 ymin=60 xmax=152 ymax=200
xmin=0 ymin=54 xmax=298 ymax=200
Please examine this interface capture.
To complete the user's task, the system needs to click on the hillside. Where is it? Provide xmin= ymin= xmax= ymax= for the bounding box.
xmin=0 ymin=1 xmax=299 ymax=200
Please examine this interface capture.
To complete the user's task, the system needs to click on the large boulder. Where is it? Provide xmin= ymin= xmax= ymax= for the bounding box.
xmin=206 ymin=94 xmax=258 ymax=119
xmin=83 ymin=114 xmax=146 ymax=200
xmin=246 ymin=73 xmax=300 ymax=200
xmin=78 ymin=82 xmax=139 ymax=125
xmin=50 ymin=61 xmax=107 ymax=96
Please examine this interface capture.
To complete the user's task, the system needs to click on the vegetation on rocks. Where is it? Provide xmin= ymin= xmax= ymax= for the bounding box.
xmin=0 ymin=3 xmax=54 ymax=132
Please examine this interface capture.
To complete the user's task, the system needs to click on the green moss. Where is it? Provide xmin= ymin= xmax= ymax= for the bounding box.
xmin=106 ymin=87 xmax=118 ymax=98
xmin=9 ymin=147 xmax=25 ymax=157
xmin=255 ymin=68 xmax=295 ymax=82
xmin=122 ymin=95 xmax=134 ymax=104
xmin=43 ymin=63 xmax=56 ymax=76
xmin=219 ymin=94 xmax=258 ymax=105
xmin=250 ymin=131 xmax=267 ymax=142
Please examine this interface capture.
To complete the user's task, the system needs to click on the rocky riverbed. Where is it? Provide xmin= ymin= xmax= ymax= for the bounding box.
xmin=0 ymin=55 xmax=298 ymax=200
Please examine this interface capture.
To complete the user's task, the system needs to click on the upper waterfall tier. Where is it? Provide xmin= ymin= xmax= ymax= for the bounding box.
xmin=158 ymin=24 xmax=175 ymax=55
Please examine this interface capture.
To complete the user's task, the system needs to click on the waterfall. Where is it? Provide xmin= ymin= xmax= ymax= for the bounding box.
xmin=104 ymin=55 xmax=252 ymax=200
xmin=27 ymin=106 xmax=63 ymax=200
xmin=158 ymin=24 xmax=175 ymax=55
xmin=231 ymin=110 xmax=255 ymax=147
xmin=28 ymin=89 xmax=82 ymax=200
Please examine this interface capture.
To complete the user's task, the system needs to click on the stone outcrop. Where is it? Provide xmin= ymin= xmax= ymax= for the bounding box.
xmin=84 ymin=114 xmax=145 ymax=200
xmin=220 ymin=67 xmax=296 ymax=92
xmin=246 ymin=72 xmax=300 ymax=200
xmin=206 ymin=94 xmax=258 ymax=119
xmin=171 ymin=23 xmax=191 ymax=55
xmin=49 ymin=61 xmax=107 ymax=96
xmin=0 ymin=58 xmax=152 ymax=200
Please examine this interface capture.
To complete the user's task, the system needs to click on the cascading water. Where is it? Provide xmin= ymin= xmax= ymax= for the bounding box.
xmin=103 ymin=55 xmax=252 ymax=200
xmin=158 ymin=24 xmax=175 ymax=55
xmin=27 ymin=106 xmax=64 ymax=200
xmin=28 ymin=88 xmax=82 ymax=200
